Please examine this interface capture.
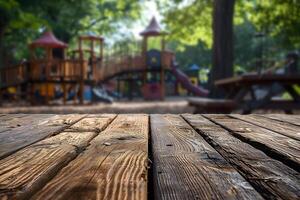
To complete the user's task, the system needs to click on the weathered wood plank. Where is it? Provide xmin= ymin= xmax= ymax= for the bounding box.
xmin=183 ymin=114 xmax=300 ymax=199
xmin=261 ymin=114 xmax=300 ymax=127
xmin=231 ymin=114 xmax=300 ymax=141
xmin=0 ymin=114 xmax=85 ymax=159
xmin=0 ymin=114 xmax=116 ymax=199
xmin=33 ymin=114 xmax=149 ymax=200
xmin=0 ymin=114 xmax=49 ymax=125
xmin=204 ymin=114 xmax=300 ymax=172
xmin=65 ymin=114 xmax=116 ymax=132
xmin=0 ymin=114 xmax=54 ymax=133
xmin=150 ymin=114 xmax=262 ymax=200
xmin=0 ymin=114 xmax=30 ymax=127
xmin=0 ymin=114 xmax=28 ymax=121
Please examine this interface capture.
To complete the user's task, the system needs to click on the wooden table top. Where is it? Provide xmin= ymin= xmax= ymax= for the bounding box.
xmin=215 ymin=74 xmax=300 ymax=87
xmin=0 ymin=114 xmax=299 ymax=199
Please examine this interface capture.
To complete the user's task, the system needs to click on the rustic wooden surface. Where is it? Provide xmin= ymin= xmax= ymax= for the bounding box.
xmin=33 ymin=114 xmax=148 ymax=200
xmin=0 ymin=114 xmax=299 ymax=200
xmin=150 ymin=114 xmax=262 ymax=200
xmin=0 ymin=114 xmax=85 ymax=159
xmin=0 ymin=114 xmax=32 ymax=133
xmin=205 ymin=114 xmax=300 ymax=172
xmin=183 ymin=114 xmax=300 ymax=199
xmin=0 ymin=114 xmax=115 ymax=199
xmin=262 ymin=114 xmax=300 ymax=126
xmin=230 ymin=114 xmax=300 ymax=141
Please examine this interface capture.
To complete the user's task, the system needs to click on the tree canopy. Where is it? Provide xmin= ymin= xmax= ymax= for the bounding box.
xmin=160 ymin=0 xmax=300 ymax=48
xmin=0 ymin=0 xmax=141 ymax=64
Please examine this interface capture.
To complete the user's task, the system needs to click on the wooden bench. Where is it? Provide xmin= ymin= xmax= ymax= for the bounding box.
xmin=215 ymin=74 xmax=300 ymax=113
xmin=188 ymin=97 xmax=237 ymax=113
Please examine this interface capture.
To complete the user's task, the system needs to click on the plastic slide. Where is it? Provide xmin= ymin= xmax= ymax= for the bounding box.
xmin=92 ymin=87 xmax=114 ymax=103
xmin=171 ymin=62 xmax=209 ymax=97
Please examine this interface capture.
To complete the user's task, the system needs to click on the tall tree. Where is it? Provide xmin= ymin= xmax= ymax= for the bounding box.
xmin=210 ymin=0 xmax=235 ymax=97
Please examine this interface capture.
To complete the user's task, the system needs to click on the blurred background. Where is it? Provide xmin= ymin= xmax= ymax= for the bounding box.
xmin=0 ymin=0 xmax=299 ymax=114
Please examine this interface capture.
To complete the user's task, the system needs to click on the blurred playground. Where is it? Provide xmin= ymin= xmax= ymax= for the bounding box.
xmin=0 ymin=1 xmax=299 ymax=113
xmin=0 ymin=18 xmax=209 ymax=106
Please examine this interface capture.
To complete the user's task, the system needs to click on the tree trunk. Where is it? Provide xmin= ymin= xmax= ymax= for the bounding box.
xmin=0 ymin=29 xmax=5 ymax=68
xmin=210 ymin=0 xmax=235 ymax=98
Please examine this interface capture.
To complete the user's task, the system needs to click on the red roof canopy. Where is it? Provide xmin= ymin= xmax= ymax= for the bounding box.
xmin=30 ymin=31 xmax=68 ymax=48
xmin=140 ymin=17 xmax=164 ymax=36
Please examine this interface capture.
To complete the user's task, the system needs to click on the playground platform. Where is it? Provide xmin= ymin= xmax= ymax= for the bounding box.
xmin=0 ymin=114 xmax=299 ymax=199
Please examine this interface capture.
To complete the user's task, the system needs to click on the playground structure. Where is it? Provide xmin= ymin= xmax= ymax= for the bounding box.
xmin=0 ymin=18 xmax=208 ymax=105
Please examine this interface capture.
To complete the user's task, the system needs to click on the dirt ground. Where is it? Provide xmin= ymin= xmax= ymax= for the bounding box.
xmin=0 ymin=97 xmax=295 ymax=114
xmin=0 ymin=98 xmax=195 ymax=114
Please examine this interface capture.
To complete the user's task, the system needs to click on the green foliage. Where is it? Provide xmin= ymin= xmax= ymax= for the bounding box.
xmin=160 ymin=0 xmax=300 ymax=49
xmin=169 ymin=41 xmax=211 ymax=70
xmin=242 ymin=0 xmax=300 ymax=48
xmin=158 ymin=0 xmax=299 ymax=74
xmin=0 ymin=0 xmax=46 ymax=64
xmin=158 ymin=0 xmax=213 ymax=49
xmin=0 ymin=0 xmax=142 ymax=66
xmin=147 ymin=37 xmax=163 ymax=50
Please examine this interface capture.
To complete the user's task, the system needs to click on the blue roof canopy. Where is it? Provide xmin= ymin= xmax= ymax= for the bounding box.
xmin=189 ymin=64 xmax=200 ymax=71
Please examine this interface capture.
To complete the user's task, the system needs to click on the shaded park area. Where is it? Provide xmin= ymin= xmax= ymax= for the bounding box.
xmin=0 ymin=0 xmax=299 ymax=113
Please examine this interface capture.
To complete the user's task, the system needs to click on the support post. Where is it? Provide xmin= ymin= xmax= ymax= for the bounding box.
xmin=63 ymin=83 xmax=67 ymax=105
xmin=160 ymin=68 xmax=165 ymax=101
xmin=79 ymin=38 xmax=84 ymax=104
xmin=100 ymin=39 xmax=103 ymax=59
xmin=30 ymin=83 xmax=35 ymax=105
xmin=62 ymin=60 xmax=67 ymax=105
xmin=0 ymin=89 xmax=2 ymax=106
xmin=117 ymin=78 xmax=120 ymax=100
xmin=160 ymin=36 xmax=166 ymax=100
xmin=45 ymin=48 xmax=51 ymax=105
xmin=73 ymin=84 xmax=77 ymax=105
xmin=91 ymin=39 xmax=95 ymax=79
xmin=142 ymin=36 xmax=148 ymax=87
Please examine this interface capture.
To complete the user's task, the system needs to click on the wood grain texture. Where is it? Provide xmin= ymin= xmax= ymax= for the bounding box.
xmin=261 ymin=114 xmax=300 ymax=127
xmin=150 ymin=114 xmax=262 ymax=200
xmin=183 ymin=114 xmax=300 ymax=199
xmin=65 ymin=114 xmax=116 ymax=132
xmin=0 ymin=114 xmax=84 ymax=159
xmin=0 ymin=114 xmax=28 ymax=121
xmin=0 ymin=115 xmax=115 ymax=199
xmin=231 ymin=114 xmax=300 ymax=141
xmin=0 ymin=114 xmax=33 ymax=133
xmin=204 ymin=114 xmax=300 ymax=172
xmin=33 ymin=114 xmax=149 ymax=200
